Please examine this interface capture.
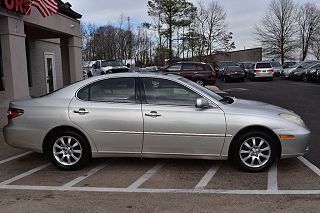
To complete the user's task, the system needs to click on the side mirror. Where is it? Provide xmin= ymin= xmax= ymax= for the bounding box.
xmin=195 ymin=98 xmax=210 ymax=109
xmin=92 ymin=64 xmax=97 ymax=69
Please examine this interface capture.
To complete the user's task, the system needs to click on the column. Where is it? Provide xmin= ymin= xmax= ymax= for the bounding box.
xmin=68 ymin=36 xmax=83 ymax=83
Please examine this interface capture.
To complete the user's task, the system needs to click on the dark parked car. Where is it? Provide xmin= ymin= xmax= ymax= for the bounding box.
xmin=160 ymin=61 xmax=216 ymax=86
xmin=315 ymin=69 xmax=320 ymax=82
xmin=214 ymin=61 xmax=238 ymax=78
xmin=221 ymin=66 xmax=246 ymax=82
xmin=290 ymin=62 xmax=320 ymax=81
xmin=305 ymin=63 xmax=320 ymax=81
xmin=238 ymin=62 xmax=254 ymax=77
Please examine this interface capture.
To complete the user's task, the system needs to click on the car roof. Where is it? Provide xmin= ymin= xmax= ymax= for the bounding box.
xmin=175 ymin=61 xmax=207 ymax=65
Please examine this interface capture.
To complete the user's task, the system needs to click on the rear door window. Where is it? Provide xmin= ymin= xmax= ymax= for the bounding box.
xmin=77 ymin=78 xmax=137 ymax=103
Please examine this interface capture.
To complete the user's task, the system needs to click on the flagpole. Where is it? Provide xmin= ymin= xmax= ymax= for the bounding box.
xmin=22 ymin=0 xmax=35 ymax=21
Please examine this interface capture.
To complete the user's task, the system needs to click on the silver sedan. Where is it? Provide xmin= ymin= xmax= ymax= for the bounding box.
xmin=4 ymin=73 xmax=310 ymax=172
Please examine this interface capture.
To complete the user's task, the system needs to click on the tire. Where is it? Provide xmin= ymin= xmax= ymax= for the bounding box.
xmin=302 ymin=74 xmax=308 ymax=82
xmin=230 ymin=130 xmax=277 ymax=172
xmin=196 ymin=79 xmax=205 ymax=87
xmin=223 ymin=76 xmax=228 ymax=83
xmin=46 ymin=130 xmax=91 ymax=171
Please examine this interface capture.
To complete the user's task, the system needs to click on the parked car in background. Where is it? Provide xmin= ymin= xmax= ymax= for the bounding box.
xmin=247 ymin=62 xmax=274 ymax=81
xmin=92 ymin=60 xmax=130 ymax=76
xmin=314 ymin=69 xmax=320 ymax=82
xmin=269 ymin=61 xmax=283 ymax=77
xmin=139 ymin=66 xmax=161 ymax=72
xmin=214 ymin=61 xmax=238 ymax=78
xmin=283 ymin=61 xmax=297 ymax=69
xmin=160 ymin=61 xmax=216 ymax=86
xmin=290 ymin=62 xmax=320 ymax=81
xmin=305 ymin=63 xmax=320 ymax=81
xmin=4 ymin=73 xmax=310 ymax=172
xmin=221 ymin=66 xmax=246 ymax=82
xmin=280 ymin=62 xmax=302 ymax=79
xmin=238 ymin=62 xmax=254 ymax=77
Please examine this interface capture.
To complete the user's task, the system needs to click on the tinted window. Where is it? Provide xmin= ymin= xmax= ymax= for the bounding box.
xmin=256 ymin=63 xmax=272 ymax=69
xmin=101 ymin=60 xmax=123 ymax=67
xmin=0 ymin=41 xmax=4 ymax=91
xmin=143 ymin=78 xmax=201 ymax=106
xmin=167 ymin=64 xmax=182 ymax=72
xmin=182 ymin=64 xmax=205 ymax=71
xmin=270 ymin=62 xmax=282 ymax=67
xmin=227 ymin=66 xmax=243 ymax=72
xmin=77 ymin=78 xmax=136 ymax=103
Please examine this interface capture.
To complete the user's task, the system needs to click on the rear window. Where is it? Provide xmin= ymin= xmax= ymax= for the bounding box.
xmin=256 ymin=63 xmax=272 ymax=69
xmin=227 ymin=67 xmax=243 ymax=72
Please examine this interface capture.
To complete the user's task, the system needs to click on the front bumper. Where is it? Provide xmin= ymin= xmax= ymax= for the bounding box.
xmin=274 ymin=127 xmax=311 ymax=158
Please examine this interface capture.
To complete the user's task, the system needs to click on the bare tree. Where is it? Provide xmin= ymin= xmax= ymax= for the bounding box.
xmin=311 ymin=34 xmax=320 ymax=60
xmin=297 ymin=2 xmax=320 ymax=61
xmin=255 ymin=0 xmax=298 ymax=64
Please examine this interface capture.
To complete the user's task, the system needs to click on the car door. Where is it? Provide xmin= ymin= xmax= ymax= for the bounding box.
xmin=69 ymin=77 xmax=143 ymax=154
xmin=140 ymin=77 xmax=226 ymax=156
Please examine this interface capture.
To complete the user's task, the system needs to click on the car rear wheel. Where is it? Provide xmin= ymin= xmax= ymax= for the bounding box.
xmin=47 ymin=131 xmax=91 ymax=170
xmin=230 ymin=130 xmax=277 ymax=172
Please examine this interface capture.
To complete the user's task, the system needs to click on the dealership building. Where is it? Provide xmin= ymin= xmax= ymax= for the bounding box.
xmin=0 ymin=0 xmax=83 ymax=128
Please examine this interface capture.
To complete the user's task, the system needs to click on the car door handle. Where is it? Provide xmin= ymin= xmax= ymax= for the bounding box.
xmin=73 ymin=108 xmax=89 ymax=115
xmin=145 ymin=111 xmax=161 ymax=117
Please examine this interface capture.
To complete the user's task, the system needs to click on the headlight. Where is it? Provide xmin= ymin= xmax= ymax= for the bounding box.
xmin=280 ymin=113 xmax=305 ymax=127
xmin=310 ymin=69 xmax=317 ymax=74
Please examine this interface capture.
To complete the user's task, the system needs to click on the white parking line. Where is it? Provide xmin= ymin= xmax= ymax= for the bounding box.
xmin=0 ymin=184 xmax=320 ymax=195
xmin=195 ymin=164 xmax=220 ymax=190
xmin=298 ymin=157 xmax=320 ymax=177
xmin=63 ymin=161 xmax=113 ymax=188
xmin=0 ymin=152 xmax=33 ymax=165
xmin=267 ymin=162 xmax=278 ymax=191
xmin=127 ymin=161 xmax=166 ymax=189
xmin=0 ymin=163 xmax=50 ymax=186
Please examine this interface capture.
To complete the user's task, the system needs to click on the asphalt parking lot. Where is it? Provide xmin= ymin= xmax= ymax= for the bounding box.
xmin=0 ymin=77 xmax=320 ymax=212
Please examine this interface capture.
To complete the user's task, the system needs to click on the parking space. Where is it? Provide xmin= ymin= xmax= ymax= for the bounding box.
xmin=0 ymin=140 xmax=320 ymax=195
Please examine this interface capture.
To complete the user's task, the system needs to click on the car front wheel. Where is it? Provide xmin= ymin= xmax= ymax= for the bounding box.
xmin=47 ymin=131 xmax=91 ymax=170
xmin=230 ymin=130 xmax=277 ymax=172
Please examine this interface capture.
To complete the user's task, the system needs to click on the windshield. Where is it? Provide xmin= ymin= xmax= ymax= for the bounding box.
xmin=271 ymin=62 xmax=282 ymax=67
xmin=180 ymin=77 xmax=223 ymax=102
xmin=243 ymin=63 xmax=253 ymax=69
xmin=227 ymin=66 xmax=243 ymax=72
xmin=101 ymin=61 xmax=123 ymax=67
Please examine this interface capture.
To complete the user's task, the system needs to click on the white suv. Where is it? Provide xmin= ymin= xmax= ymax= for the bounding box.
xmin=247 ymin=62 xmax=274 ymax=81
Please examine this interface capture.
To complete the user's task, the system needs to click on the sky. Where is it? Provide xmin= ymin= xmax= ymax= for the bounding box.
xmin=67 ymin=0 xmax=320 ymax=51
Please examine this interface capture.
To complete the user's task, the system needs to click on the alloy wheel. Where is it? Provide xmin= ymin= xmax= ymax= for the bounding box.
xmin=53 ymin=136 xmax=83 ymax=166
xmin=239 ymin=137 xmax=271 ymax=168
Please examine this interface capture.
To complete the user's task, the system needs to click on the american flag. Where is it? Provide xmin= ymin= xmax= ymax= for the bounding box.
xmin=31 ymin=0 xmax=58 ymax=18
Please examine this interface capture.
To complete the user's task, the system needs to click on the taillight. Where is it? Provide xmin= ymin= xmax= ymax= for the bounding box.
xmin=267 ymin=69 xmax=273 ymax=73
xmin=255 ymin=70 xmax=261 ymax=73
xmin=7 ymin=108 xmax=24 ymax=119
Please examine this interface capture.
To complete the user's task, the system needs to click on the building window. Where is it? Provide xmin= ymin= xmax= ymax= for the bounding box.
xmin=0 ymin=41 xmax=4 ymax=91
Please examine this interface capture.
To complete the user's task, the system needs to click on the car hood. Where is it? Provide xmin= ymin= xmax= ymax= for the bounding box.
xmin=222 ymin=98 xmax=297 ymax=118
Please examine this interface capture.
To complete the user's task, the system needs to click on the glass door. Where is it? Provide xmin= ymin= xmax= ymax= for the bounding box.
xmin=44 ymin=52 xmax=56 ymax=93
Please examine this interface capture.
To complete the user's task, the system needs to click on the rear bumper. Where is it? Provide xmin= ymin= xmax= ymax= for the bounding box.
xmin=3 ymin=124 xmax=44 ymax=153
xmin=254 ymin=73 xmax=273 ymax=78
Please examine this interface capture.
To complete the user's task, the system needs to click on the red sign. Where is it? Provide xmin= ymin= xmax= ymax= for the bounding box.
xmin=0 ymin=0 xmax=31 ymax=15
